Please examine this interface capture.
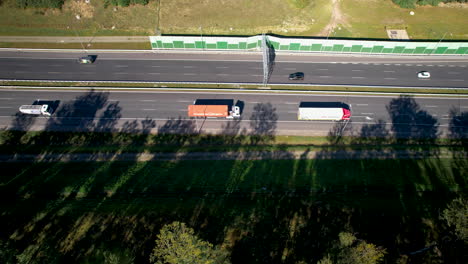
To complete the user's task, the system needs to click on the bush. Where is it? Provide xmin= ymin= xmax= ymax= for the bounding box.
xmin=15 ymin=0 xmax=64 ymax=8
xmin=392 ymin=0 xmax=417 ymax=8
xmin=287 ymin=0 xmax=311 ymax=9
xmin=104 ymin=0 xmax=149 ymax=7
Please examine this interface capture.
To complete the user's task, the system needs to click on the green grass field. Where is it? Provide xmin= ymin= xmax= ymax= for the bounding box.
xmin=0 ymin=0 xmax=466 ymax=39
xmin=0 ymin=153 xmax=466 ymax=262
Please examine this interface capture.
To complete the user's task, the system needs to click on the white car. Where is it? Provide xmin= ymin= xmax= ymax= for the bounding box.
xmin=417 ymin=71 xmax=430 ymax=79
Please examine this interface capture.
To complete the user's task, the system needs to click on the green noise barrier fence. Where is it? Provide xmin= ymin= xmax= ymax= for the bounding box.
xmin=149 ymin=35 xmax=468 ymax=55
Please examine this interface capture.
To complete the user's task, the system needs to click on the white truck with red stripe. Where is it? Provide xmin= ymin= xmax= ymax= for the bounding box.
xmin=298 ymin=102 xmax=351 ymax=121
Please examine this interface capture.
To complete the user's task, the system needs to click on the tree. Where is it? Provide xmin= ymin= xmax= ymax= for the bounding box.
xmin=150 ymin=221 xmax=230 ymax=264
xmin=441 ymin=197 xmax=468 ymax=242
xmin=317 ymin=232 xmax=386 ymax=264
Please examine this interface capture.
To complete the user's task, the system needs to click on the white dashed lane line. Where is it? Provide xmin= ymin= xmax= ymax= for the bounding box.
xmin=318 ymin=76 xmax=331 ymax=78
xmin=183 ymin=66 xmax=194 ymax=68
xmin=140 ymin=100 xmax=156 ymax=102
xmin=143 ymin=109 xmax=157 ymax=111
xmin=450 ymin=79 xmax=465 ymax=82
xmin=384 ymin=78 xmax=396 ymax=80
xmin=284 ymin=68 xmax=297 ymax=70
xmin=216 ymin=66 xmax=229 ymax=69
xmin=115 ymin=65 xmax=128 ymax=68
xmin=425 ymin=105 xmax=438 ymax=108
xmin=352 ymin=77 xmax=365 ymax=79
xmin=356 ymin=104 xmax=369 ymax=106
xmin=352 ymin=69 xmax=363 ymax=72
xmin=183 ymin=73 xmax=196 ymax=76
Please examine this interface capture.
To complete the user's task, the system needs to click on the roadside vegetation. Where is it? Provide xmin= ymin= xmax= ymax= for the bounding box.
xmin=0 ymin=90 xmax=467 ymax=263
xmin=0 ymin=0 xmax=467 ymax=39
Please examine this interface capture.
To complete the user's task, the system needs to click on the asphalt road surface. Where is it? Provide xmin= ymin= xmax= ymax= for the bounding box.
xmin=0 ymin=51 xmax=467 ymax=88
xmin=1 ymin=89 xmax=467 ymax=137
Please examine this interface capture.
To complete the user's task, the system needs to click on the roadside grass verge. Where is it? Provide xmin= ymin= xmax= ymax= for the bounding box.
xmin=0 ymin=130 xmax=460 ymax=155
xmin=0 ymin=0 xmax=157 ymax=36
xmin=0 ymin=42 xmax=151 ymax=49
xmin=341 ymin=0 xmax=468 ymax=39
xmin=0 ymin=0 xmax=467 ymax=39
xmin=1 ymin=80 xmax=467 ymax=95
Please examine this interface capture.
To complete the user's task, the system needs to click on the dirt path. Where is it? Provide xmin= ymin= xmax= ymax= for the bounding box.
xmin=318 ymin=0 xmax=347 ymax=36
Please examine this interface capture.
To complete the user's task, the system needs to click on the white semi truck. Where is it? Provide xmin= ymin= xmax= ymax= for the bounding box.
xmin=298 ymin=102 xmax=351 ymax=121
xmin=19 ymin=105 xmax=52 ymax=116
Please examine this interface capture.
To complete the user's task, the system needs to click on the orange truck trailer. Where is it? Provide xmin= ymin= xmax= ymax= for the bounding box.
xmin=188 ymin=105 xmax=241 ymax=119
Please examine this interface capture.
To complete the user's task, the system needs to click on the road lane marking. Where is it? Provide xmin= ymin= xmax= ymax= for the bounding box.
xmin=177 ymin=100 xmax=192 ymax=103
xmin=183 ymin=73 xmax=196 ymax=76
xmin=318 ymin=76 xmax=330 ymax=78
xmin=114 ymin=72 xmax=128 ymax=74
xmin=284 ymin=102 xmax=297 ymax=105
xmin=427 ymin=65 xmax=433 ymax=66
xmin=249 ymin=67 xmax=261 ymax=69
xmin=140 ymin=100 xmax=156 ymax=102
xmin=384 ymin=78 xmax=396 ymax=80
xmin=361 ymin=113 xmax=374 ymax=115
xmin=425 ymin=105 xmax=438 ymax=108
xmin=284 ymin=68 xmax=296 ymax=70
xmin=47 ymin=72 xmax=61 ymax=74
xmin=384 ymin=64 xmax=390 ymax=65
xmin=450 ymin=79 xmax=465 ymax=82
xmin=115 ymin=65 xmax=128 ymax=68
xmin=250 ymin=74 xmax=262 ymax=77
xmin=356 ymin=104 xmax=368 ymax=106
xmin=0 ymin=98 xmax=13 ymax=100
xmin=351 ymin=69 xmax=363 ymax=72
xmin=151 ymin=66 xmax=162 ymax=67
xmin=352 ymin=77 xmax=365 ymax=79
xmin=143 ymin=109 xmax=157 ymax=111
xmin=216 ymin=66 xmax=229 ymax=69
xmin=183 ymin=66 xmax=194 ymax=68
xmin=317 ymin=69 xmax=329 ymax=70
xmin=148 ymin=73 xmax=161 ymax=75
xmin=216 ymin=73 xmax=229 ymax=76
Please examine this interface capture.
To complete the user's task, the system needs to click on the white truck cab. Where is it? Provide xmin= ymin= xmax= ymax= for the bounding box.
xmin=19 ymin=105 xmax=52 ymax=116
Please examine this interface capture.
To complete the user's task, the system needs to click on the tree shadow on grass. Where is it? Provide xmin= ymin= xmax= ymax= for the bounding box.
xmin=305 ymin=95 xmax=468 ymax=263
xmin=249 ymin=102 xmax=278 ymax=145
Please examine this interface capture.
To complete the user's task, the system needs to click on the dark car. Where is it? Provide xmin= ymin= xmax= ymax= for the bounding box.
xmin=78 ymin=55 xmax=95 ymax=64
xmin=289 ymin=72 xmax=304 ymax=80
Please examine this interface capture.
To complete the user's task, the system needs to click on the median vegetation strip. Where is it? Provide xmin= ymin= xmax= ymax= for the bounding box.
xmin=1 ymin=80 xmax=467 ymax=95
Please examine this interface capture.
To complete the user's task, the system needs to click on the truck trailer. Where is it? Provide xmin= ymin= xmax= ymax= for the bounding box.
xmin=19 ymin=104 xmax=52 ymax=116
xmin=188 ymin=104 xmax=241 ymax=119
xmin=298 ymin=102 xmax=351 ymax=121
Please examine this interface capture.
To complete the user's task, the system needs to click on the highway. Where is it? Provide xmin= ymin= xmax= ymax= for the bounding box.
xmin=1 ymin=89 xmax=467 ymax=136
xmin=0 ymin=51 xmax=467 ymax=88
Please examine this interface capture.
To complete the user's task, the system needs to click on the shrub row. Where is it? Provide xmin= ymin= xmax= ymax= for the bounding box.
xmin=104 ymin=0 xmax=149 ymax=7
xmin=15 ymin=0 xmax=64 ymax=8
xmin=393 ymin=0 xmax=467 ymax=8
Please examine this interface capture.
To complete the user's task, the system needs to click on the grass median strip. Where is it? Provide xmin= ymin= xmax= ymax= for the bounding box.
xmin=1 ymin=80 xmax=467 ymax=95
